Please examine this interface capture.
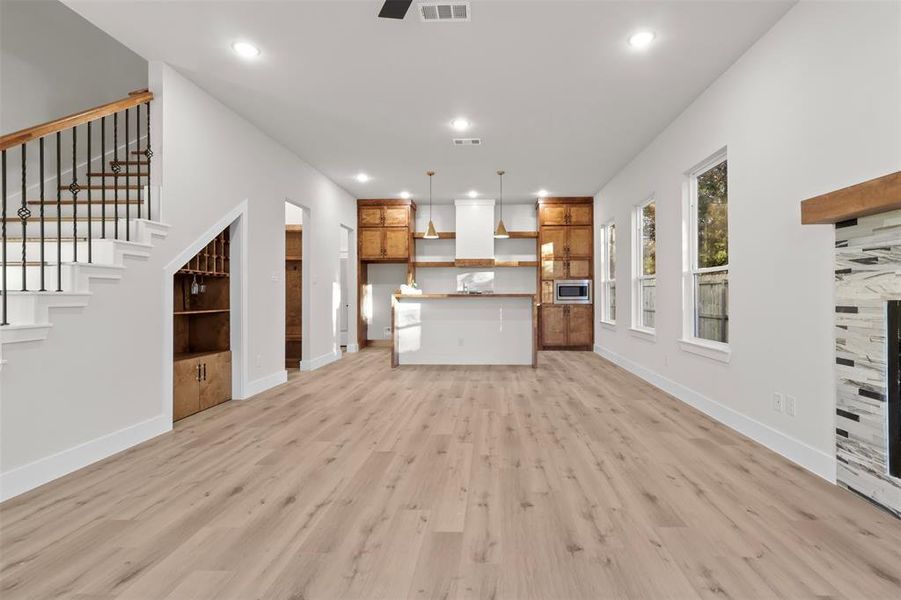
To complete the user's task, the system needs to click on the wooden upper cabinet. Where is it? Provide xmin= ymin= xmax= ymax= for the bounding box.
xmin=383 ymin=228 xmax=409 ymax=259
xmin=567 ymin=305 xmax=593 ymax=347
xmin=568 ymin=205 xmax=593 ymax=225
xmin=359 ymin=207 xmax=383 ymax=227
xmin=568 ymin=226 xmax=593 ymax=258
xmin=542 ymin=259 xmax=566 ymax=280
xmin=383 ymin=207 xmax=409 ymax=227
xmin=359 ymin=228 xmax=384 ymax=260
xmin=567 ymin=258 xmax=592 ymax=279
xmin=539 ymin=205 xmax=568 ymax=226
xmin=540 ymin=227 xmax=568 ymax=258
xmin=539 ymin=203 xmax=593 ymax=226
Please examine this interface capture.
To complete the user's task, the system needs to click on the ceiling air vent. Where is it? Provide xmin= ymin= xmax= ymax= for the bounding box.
xmin=453 ymin=138 xmax=481 ymax=146
xmin=419 ymin=2 xmax=470 ymax=22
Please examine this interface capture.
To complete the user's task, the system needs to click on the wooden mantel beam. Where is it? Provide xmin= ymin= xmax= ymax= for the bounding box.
xmin=801 ymin=171 xmax=901 ymax=224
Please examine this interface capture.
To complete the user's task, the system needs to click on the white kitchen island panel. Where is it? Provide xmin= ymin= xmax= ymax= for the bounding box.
xmin=392 ymin=294 xmax=537 ymax=367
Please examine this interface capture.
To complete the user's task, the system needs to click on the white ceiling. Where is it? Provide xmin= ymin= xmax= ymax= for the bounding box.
xmin=66 ymin=0 xmax=794 ymax=203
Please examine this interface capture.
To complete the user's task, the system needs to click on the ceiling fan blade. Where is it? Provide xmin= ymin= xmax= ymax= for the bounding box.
xmin=378 ymin=0 xmax=413 ymax=19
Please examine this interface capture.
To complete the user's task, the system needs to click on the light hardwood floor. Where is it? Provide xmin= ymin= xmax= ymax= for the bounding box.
xmin=2 ymin=349 xmax=901 ymax=599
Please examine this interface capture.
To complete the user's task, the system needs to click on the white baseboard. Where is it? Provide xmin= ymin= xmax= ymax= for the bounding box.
xmin=593 ymin=344 xmax=836 ymax=483
xmin=346 ymin=343 xmax=359 ymax=353
xmin=0 ymin=414 xmax=171 ymax=502
xmin=241 ymin=369 xmax=288 ymax=399
xmin=301 ymin=350 xmax=341 ymax=371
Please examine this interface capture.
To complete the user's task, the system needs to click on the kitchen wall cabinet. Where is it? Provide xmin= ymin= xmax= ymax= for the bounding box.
xmin=537 ymin=197 xmax=594 ymax=350
xmin=357 ymin=199 xmax=416 ymax=347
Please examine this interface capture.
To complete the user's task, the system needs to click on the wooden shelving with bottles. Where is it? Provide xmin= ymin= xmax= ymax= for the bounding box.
xmin=173 ymin=228 xmax=231 ymax=422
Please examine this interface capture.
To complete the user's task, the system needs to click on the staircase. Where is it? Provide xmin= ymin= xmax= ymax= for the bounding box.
xmin=0 ymin=90 xmax=169 ymax=350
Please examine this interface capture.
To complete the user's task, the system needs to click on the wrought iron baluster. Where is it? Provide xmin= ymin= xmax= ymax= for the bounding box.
xmin=87 ymin=121 xmax=92 ymax=263
xmin=40 ymin=138 xmax=46 ymax=291
xmin=136 ymin=103 xmax=142 ymax=220
xmin=19 ymin=144 xmax=28 ymax=290
xmin=2 ymin=150 xmax=7 ymax=325
xmin=125 ymin=108 xmax=130 ymax=241
xmin=101 ymin=116 xmax=106 ymax=238
xmin=113 ymin=112 xmax=120 ymax=239
xmin=71 ymin=126 xmax=79 ymax=263
xmin=56 ymin=132 xmax=61 ymax=291
xmin=145 ymin=101 xmax=152 ymax=221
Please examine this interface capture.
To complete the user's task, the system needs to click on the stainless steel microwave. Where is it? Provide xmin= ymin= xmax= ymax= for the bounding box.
xmin=554 ymin=280 xmax=591 ymax=304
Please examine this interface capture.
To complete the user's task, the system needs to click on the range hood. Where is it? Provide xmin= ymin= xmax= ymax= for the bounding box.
xmin=455 ymin=199 xmax=495 ymax=265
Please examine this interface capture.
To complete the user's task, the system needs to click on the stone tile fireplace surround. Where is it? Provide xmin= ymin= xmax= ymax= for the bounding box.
xmin=834 ymin=211 xmax=901 ymax=516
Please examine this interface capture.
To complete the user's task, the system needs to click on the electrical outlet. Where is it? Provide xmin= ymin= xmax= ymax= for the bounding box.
xmin=773 ymin=392 xmax=784 ymax=413
xmin=383 ymin=326 xmax=392 ymax=337
xmin=256 ymin=353 xmax=262 ymax=368
xmin=785 ymin=395 xmax=797 ymax=417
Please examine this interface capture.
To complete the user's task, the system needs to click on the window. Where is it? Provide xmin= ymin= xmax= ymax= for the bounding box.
xmin=634 ymin=198 xmax=656 ymax=331
xmin=688 ymin=152 xmax=728 ymax=345
xmin=600 ymin=221 xmax=616 ymax=323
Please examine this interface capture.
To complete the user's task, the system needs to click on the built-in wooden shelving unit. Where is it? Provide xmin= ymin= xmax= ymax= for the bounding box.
xmin=173 ymin=228 xmax=232 ymax=422
xmin=285 ymin=225 xmax=303 ymax=368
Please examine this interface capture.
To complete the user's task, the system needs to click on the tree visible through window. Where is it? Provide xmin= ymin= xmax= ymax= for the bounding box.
xmin=690 ymin=156 xmax=728 ymax=344
xmin=636 ymin=199 xmax=656 ymax=330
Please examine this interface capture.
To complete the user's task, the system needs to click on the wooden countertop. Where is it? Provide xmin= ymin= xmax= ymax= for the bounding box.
xmin=393 ymin=293 xmax=536 ymax=300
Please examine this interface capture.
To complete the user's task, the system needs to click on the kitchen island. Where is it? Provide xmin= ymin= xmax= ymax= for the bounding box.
xmin=391 ymin=293 xmax=537 ymax=367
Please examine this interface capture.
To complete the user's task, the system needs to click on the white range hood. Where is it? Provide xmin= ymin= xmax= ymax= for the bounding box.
xmin=454 ymin=199 xmax=495 ymax=261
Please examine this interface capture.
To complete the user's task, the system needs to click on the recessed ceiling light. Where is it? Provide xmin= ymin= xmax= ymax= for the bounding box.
xmin=451 ymin=117 xmax=471 ymax=132
xmin=628 ymin=31 xmax=655 ymax=49
xmin=400 ymin=191 xmax=411 ymax=199
xmin=467 ymin=190 xmax=478 ymax=198
xmin=537 ymin=189 xmax=549 ymax=198
xmin=231 ymin=41 xmax=261 ymax=58
xmin=355 ymin=173 xmax=370 ymax=183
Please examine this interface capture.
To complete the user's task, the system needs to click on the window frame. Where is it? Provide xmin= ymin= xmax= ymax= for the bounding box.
xmin=600 ymin=220 xmax=616 ymax=325
xmin=632 ymin=196 xmax=656 ymax=336
xmin=683 ymin=148 xmax=730 ymax=357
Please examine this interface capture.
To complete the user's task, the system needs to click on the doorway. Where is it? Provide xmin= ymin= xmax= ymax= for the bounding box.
xmin=285 ymin=202 xmax=304 ymax=369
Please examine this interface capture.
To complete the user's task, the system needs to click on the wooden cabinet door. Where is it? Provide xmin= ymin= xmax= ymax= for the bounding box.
xmin=200 ymin=352 xmax=232 ymax=411
xmin=541 ymin=305 xmax=568 ymax=347
xmin=539 ymin=205 xmax=567 ymax=226
xmin=540 ymin=227 xmax=568 ymax=258
xmin=173 ymin=358 xmax=200 ymax=421
xmin=567 ymin=305 xmax=593 ymax=347
xmin=383 ymin=207 xmax=408 ymax=227
xmin=567 ymin=205 xmax=593 ymax=225
xmin=567 ymin=226 xmax=593 ymax=258
xmin=360 ymin=207 xmax=383 ymax=226
xmin=383 ymin=228 xmax=409 ymax=259
xmin=541 ymin=259 xmax=566 ymax=280
xmin=567 ymin=259 xmax=591 ymax=279
xmin=541 ymin=281 xmax=555 ymax=304
xmin=360 ymin=228 xmax=384 ymax=260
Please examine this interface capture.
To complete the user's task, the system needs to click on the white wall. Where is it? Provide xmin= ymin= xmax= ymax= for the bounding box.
xmin=594 ymin=1 xmax=901 ymax=480
xmin=367 ymin=263 xmax=407 ymax=340
xmin=0 ymin=62 xmax=357 ymax=495
xmin=285 ymin=202 xmax=304 ymax=225
xmin=0 ymin=0 xmax=147 ymax=134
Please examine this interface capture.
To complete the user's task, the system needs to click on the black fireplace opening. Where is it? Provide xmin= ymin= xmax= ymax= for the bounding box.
xmin=887 ymin=301 xmax=901 ymax=477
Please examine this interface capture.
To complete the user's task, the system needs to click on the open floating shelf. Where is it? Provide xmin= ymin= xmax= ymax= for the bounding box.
xmin=413 ymin=259 xmax=538 ymax=268
xmin=413 ymin=230 xmax=537 ymax=239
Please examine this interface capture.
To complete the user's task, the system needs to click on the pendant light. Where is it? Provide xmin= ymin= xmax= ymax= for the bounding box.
xmin=424 ymin=170 xmax=439 ymax=239
xmin=494 ymin=169 xmax=510 ymax=239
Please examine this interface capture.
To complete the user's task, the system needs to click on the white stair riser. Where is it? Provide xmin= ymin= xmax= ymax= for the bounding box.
xmin=1 ymin=264 xmax=122 ymax=293
xmin=3 ymin=293 xmax=90 ymax=324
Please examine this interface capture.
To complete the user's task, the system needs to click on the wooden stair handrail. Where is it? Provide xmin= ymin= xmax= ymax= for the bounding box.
xmin=0 ymin=89 xmax=153 ymax=151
